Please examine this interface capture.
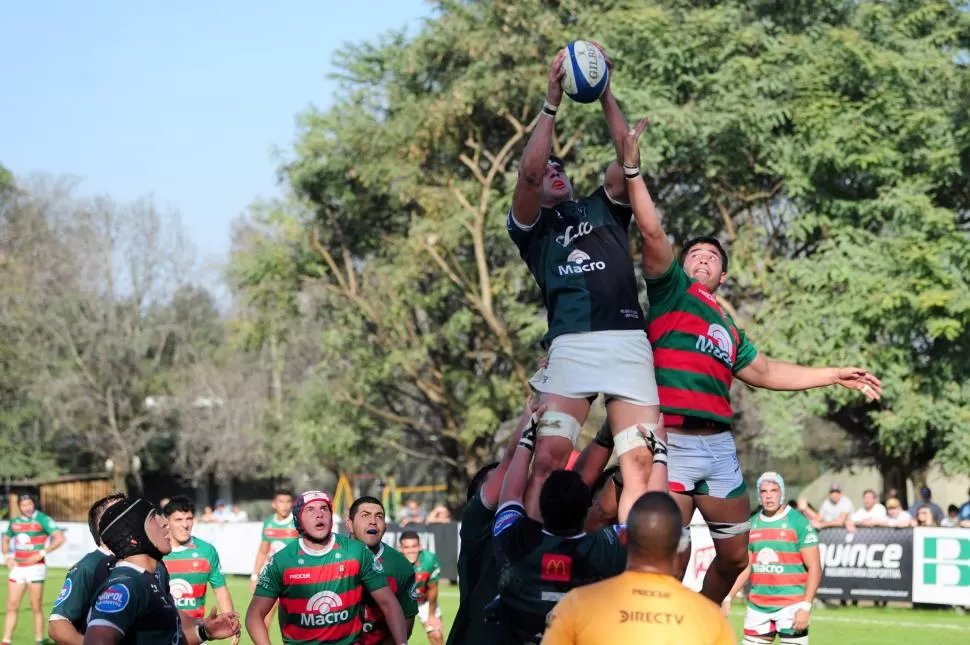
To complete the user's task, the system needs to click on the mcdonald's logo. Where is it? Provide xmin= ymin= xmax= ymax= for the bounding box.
xmin=541 ymin=553 xmax=573 ymax=582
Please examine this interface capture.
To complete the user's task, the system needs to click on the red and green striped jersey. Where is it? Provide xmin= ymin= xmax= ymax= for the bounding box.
xmin=4 ymin=512 xmax=59 ymax=563
xmin=360 ymin=543 xmax=418 ymax=645
xmin=162 ymin=536 xmax=226 ymax=619
xmin=254 ymin=534 xmax=388 ymax=645
xmin=412 ymin=549 xmax=441 ymax=605
xmin=747 ymin=506 xmax=819 ymax=611
xmin=262 ymin=514 xmax=299 ymax=556
xmin=646 ymin=262 xmax=758 ymax=426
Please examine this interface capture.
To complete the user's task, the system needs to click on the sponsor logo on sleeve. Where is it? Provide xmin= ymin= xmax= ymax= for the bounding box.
xmin=94 ymin=584 xmax=130 ymax=613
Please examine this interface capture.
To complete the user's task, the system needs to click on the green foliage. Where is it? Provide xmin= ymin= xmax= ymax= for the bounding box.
xmin=236 ymin=0 xmax=970 ymax=498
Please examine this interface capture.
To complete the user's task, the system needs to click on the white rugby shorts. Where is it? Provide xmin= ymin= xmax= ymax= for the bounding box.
xmin=417 ymin=602 xmax=442 ymax=631
xmin=743 ymin=604 xmax=805 ymax=636
xmin=8 ymin=563 xmax=46 ymax=584
xmin=529 ymin=330 xmax=659 ymax=406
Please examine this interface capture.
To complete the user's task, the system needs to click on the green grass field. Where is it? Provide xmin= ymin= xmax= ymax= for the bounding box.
xmin=4 ymin=569 xmax=966 ymax=644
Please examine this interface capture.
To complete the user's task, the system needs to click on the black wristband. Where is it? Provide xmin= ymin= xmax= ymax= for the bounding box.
xmin=197 ymin=622 xmax=210 ymax=643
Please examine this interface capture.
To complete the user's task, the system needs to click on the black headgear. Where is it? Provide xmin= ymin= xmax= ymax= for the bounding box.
xmin=98 ymin=498 xmax=166 ymax=561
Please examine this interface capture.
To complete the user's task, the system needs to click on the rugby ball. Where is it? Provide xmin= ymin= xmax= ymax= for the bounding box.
xmin=562 ymin=40 xmax=609 ymax=104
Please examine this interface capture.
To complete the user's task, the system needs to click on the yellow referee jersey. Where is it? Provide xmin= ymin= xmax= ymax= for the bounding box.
xmin=541 ymin=570 xmax=736 ymax=645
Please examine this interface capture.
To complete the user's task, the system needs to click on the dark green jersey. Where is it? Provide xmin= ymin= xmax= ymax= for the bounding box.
xmin=360 ymin=543 xmax=418 ymax=645
xmin=254 ymin=534 xmax=388 ymax=645
xmin=50 ymin=548 xmax=114 ymax=633
xmin=492 ymin=501 xmax=627 ymax=645
xmin=507 ymin=187 xmax=643 ymax=345
xmin=447 ymin=494 xmax=501 ymax=645
xmin=87 ymin=562 xmax=182 ymax=645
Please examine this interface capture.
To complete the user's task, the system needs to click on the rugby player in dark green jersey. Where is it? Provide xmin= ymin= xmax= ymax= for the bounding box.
xmin=492 ymin=411 xmax=626 ymax=645
xmin=508 ymin=44 xmax=668 ymax=525
xmin=49 ymin=494 xmax=125 ymax=645
xmin=621 ymin=119 xmax=883 ymax=603
xmin=83 ymin=497 xmax=240 ymax=645
xmin=344 ymin=496 xmax=418 ymax=645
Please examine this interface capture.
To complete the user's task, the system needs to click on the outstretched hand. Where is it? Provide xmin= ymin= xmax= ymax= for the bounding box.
xmin=547 ymin=49 xmax=567 ymax=107
xmin=622 ymin=118 xmax=650 ymax=168
xmin=835 ymin=368 xmax=882 ymax=401
xmin=203 ymin=607 xmax=241 ymax=641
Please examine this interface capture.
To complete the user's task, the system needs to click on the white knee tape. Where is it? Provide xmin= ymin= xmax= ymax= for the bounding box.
xmin=537 ymin=411 xmax=581 ymax=446
xmin=743 ymin=638 xmax=773 ymax=645
xmin=779 ymin=635 xmax=809 ymax=645
xmin=614 ymin=423 xmax=654 ymax=458
xmin=678 ymin=527 xmax=691 ymax=554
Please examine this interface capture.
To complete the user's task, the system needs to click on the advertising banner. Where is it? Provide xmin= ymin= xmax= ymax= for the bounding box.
xmin=817 ymin=527 xmax=912 ymax=602
xmin=912 ymin=527 xmax=970 ymax=606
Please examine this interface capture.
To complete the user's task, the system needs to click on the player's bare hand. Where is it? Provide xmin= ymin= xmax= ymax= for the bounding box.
xmin=720 ymin=597 xmax=732 ymax=617
xmin=547 ymin=49 xmax=567 ymax=106
xmin=426 ymin=614 xmax=443 ymax=632
xmin=792 ymin=607 xmax=811 ymax=632
xmin=835 ymin=368 xmax=882 ymax=401
xmin=622 ymin=118 xmax=649 ymax=168
xmin=588 ymin=40 xmax=613 ymax=69
xmin=204 ymin=607 xmax=242 ymax=640
xmin=537 ymin=353 xmax=549 ymax=370
xmin=5 ymin=557 xmax=14 ymax=569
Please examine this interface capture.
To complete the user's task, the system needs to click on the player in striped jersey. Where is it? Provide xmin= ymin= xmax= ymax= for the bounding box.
xmin=251 ymin=489 xmax=298 ymax=632
xmin=162 ymin=497 xmax=234 ymax=621
xmin=725 ymin=472 xmax=821 ymax=645
xmin=245 ymin=490 xmax=408 ymax=645
xmin=3 ymin=493 xmax=65 ymax=645
xmin=621 ymin=120 xmax=882 ymax=603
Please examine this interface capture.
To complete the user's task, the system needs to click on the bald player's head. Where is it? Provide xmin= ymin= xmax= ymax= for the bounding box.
xmin=627 ymin=492 xmax=683 ymax=565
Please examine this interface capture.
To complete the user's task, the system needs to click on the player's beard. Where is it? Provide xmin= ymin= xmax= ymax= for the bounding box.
xmin=304 ymin=529 xmax=332 ymax=546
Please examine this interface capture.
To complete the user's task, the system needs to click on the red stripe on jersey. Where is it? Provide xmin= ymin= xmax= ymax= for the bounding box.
xmin=414 ymin=572 xmax=431 ymax=583
xmin=282 ymin=560 xmax=361 ymax=586
xmin=648 ymin=311 xmax=713 ymax=340
xmin=752 ymin=572 xmax=809 ymax=587
xmin=687 ymin=283 xmax=729 ymax=318
xmin=653 ymin=347 xmax=732 ymax=384
xmin=657 ymin=386 xmax=733 ymax=419
xmin=750 ymin=528 xmax=798 ymax=543
xmin=748 ymin=593 xmax=806 ymax=607
xmin=183 ymin=607 xmax=206 ymax=619
xmin=264 ymin=528 xmax=298 ymax=539
xmin=10 ymin=522 xmax=43 ymax=532
xmin=14 ymin=550 xmax=44 ymax=560
xmin=279 ymin=587 xmax=364 ymax=614
xmin=282 ymin=616 xmax=362 ymax=642
xmin=191 ymin=583 xmax=208 ymax=598
xmin=165 ymin=559 xmax=211 ymax=574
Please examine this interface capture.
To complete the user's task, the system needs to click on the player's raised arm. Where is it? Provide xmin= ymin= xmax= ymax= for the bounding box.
xmin=480 ymin=397 xmax=539 ymax=509
xmin=591 ymin=41 xmax=634 ymax=206
xmin=511 ymin=50 xmax=566 ymax=229
xmin=621 ymin=119 xmax=675 ymax=277
xmin=498 ymin=409 xmax=543 ymax=508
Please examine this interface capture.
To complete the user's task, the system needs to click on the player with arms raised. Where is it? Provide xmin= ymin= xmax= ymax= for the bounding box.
xmin=345 ymin=496 xmax=418 ymax=644
xmin=509 ymin=43 xmax=667 ymax=523
xmin=621 ymin=118 xmax=881 ymax=603
xmin=724 ymin=472 xmax=821 ymax=645
xmin=246 ymin=490 xmax=408 ymax=645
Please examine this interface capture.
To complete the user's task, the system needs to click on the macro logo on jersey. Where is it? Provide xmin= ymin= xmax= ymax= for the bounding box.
xmin=53 ymin=578 xmax=72 ymax=608
xmin=94 ymin=583 xmax=130 ymax=613
xmin=169 ymin=578 xmax=194 ymax=600
xmin=555 ymin=221 xmax=592 ymax=247
xmin=558 ymin=249 xmax=606 ymax=276
xmin=540 ymin=554 xmax=572 ymax=582
xmin=753 ymin=548 xmax=784 ymax=574
xmin=300 ymin=590 xmax=351 ymax=627
xmin=696 ymin=323 xmax=735 ymax=368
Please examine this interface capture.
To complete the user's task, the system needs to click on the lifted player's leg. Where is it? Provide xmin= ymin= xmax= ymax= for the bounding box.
xmin=694 ymin=489 xmax=751 ymax=603
xmin=522 ymin=394 xmax=590 ymax=520
xmin=606 ymin=400 xmax=667 ymax=522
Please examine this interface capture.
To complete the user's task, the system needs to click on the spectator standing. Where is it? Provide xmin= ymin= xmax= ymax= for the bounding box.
xmin=941 ymin=505 xmax=961 ymax=528
xmin=398 ymin=499 xmax=427 ymax=526
xmin=812 ymin=483 xmax=854 ymax=529
xmin=909 ymin=487 xmax=944 ymax=525
xmin=850 ymin=490 xmax=887 ymax=527
xmin=884 ymin=498 xmax=913 ymax=527
xmin=956 ymin=488 xmax=970 ymax=526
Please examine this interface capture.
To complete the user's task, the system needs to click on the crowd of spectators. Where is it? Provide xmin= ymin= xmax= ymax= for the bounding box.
xmin=796 ymin=483 xmax=970 ymax=531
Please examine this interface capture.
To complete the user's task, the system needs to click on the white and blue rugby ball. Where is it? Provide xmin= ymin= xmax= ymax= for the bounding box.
xmin=562 ymin=40 xmax=609 ymax=104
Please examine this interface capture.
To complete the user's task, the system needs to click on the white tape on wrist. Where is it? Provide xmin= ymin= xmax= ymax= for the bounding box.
xmin=794 ymin=601 xmax=812 ymax=612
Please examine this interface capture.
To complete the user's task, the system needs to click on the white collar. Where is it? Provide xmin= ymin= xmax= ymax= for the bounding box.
xmin=541 ymin=529 xmax=586 ymax=539
xmin=759 ymin=506 xmax=791 ymax=522
xmin=372 ymin=542 xmax=385 ymax=559
xmin=117 ymin=561 xmax=147 ymax=574
xmin=97 ymin=545 xmax=113 ymax=555
xmin=299 ymin=534 xmax=336 ymax=556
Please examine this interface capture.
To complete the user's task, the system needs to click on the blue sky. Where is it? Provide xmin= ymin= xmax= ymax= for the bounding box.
xmin=1 ymin=0 xmax=429 ymax=282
